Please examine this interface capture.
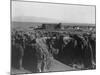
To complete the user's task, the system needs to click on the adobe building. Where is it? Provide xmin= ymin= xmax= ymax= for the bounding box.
xmin=41 ymin=23 xmax=62 ymax=30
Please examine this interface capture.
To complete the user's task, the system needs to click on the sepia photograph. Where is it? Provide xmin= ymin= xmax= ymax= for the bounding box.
xmin=11 ymin=0 xmax=96 ymax=74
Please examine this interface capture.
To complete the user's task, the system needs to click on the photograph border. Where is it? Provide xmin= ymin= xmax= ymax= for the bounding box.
xmin=10 ymin=0 xmax=96 ymax=74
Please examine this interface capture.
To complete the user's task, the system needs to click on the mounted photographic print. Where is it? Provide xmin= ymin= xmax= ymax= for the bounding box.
xmin=11 ymin=0 xmax=96 ymax=74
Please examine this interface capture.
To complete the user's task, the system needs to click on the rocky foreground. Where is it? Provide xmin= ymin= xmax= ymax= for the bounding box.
xmin=11 ymin=58 xmax=76 ymax=75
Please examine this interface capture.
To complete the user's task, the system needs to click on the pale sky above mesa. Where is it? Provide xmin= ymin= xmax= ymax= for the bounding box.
xmin=12 ymin=1 xmax=95 ymax=24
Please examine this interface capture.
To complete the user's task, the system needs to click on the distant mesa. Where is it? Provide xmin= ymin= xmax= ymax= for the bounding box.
xmin=12 ymin=16 xmax=95 ymax=25
xmin=12 ymin=16 xmax=64 ymax=23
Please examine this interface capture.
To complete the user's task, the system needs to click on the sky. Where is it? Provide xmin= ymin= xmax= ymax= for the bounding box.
xmin=12 ymin=1 xmax=95 ymax=24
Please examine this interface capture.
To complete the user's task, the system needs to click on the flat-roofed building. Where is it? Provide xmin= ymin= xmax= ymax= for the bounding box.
xmin=42 ymin=23 xmax=62 ymax=30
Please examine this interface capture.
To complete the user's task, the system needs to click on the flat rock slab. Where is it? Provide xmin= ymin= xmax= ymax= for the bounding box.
xmin=46 ymin=59 xmax=76 ymax=72
xmin=11 ymin=58 xmax=76 ymax=74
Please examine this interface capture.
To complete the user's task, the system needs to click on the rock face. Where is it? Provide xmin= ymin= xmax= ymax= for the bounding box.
xmin=11 ymin=29 xmax=96 ymax=74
